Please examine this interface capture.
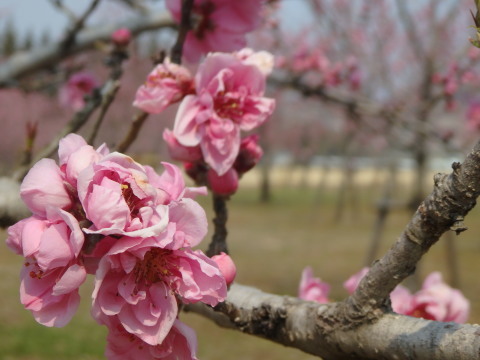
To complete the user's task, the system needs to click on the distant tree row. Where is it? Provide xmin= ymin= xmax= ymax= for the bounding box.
xmin=0 ymin=21 xmax=51 ymax=56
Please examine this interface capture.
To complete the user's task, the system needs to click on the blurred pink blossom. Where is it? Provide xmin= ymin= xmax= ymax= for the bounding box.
xmin=298 ymin=267 xmax=330 ymax=303
xmin=344 ymin=268 xmax=469 ymax=323
xmin=166 ymin=0 xmax=264 ymax=62
xmin=234 ymin=48 xmax=275 ymax=76
xmin=59 ymin=72 xmax=98 ymax=111
xmin=111 ymin=27 xmax=131 ymax=47
xmin=133 ymin=59 xmax=194 ymax=114
xmin=466 ymin=101 xmax=480 ymax=131
xmin=343 ymin=267 xmax=369 ymax=294
xmin=406 ymin=272 xmax=469 ymax=323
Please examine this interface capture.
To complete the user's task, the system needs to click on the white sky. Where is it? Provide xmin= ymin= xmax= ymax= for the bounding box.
xmin=1 ymin=0 xmax=311 ymax=41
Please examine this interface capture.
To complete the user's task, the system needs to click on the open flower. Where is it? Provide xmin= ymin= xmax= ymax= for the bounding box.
xmin=104 ymin=317 xmax=198 ymax=360
xmin=173 ymin=52 xmax=275 ymax=175
xmin=166 ymin=0 xmax=264 ymax=62
xmin=92 ymin=243 xmax=227 ymax=346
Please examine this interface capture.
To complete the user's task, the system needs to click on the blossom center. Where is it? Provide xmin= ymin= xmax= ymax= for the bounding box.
xmin=133 ymin=248 xmax=175 ymax=287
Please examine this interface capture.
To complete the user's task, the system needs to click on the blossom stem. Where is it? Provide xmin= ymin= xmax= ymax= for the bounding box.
xmin=170 ymin=0 xmax=194 ymax=64
xmin=206 ymin=194 xmax=229 ymax=257
xmin=115 ymin=111 xmax=149 ymax=153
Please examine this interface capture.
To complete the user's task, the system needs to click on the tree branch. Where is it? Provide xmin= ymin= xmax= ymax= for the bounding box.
xmin=347 ymin=141 xmax=480 ymax=321
xmin=186 ymin=284 xmax=480 ymax=360
xmin=0 ymin=11 xmax=174 ymax=87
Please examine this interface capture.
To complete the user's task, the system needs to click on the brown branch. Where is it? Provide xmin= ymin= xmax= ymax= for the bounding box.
xmin=170 ymin=0 xmax=194 ymax=64
xmin=58 ymin=0 xmax=101 ymax=53
xmin=346 ymin=140 xmax=480 ymax=321
xmin=115 ymin=111 xmax=149 ymax=153
xmin=206 ymin=194 xmax=229 ymax=257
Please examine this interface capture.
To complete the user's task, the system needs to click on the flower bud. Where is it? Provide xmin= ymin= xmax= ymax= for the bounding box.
xmin=234 ymin=135 xmax=263 ymax=175
xmin=212 ymin=252 xmax=236 ymax=286
xmin=207 ymin=168 xmax=238 ymax=196
xmin=111 ymin=28 xmax=131 ymax=47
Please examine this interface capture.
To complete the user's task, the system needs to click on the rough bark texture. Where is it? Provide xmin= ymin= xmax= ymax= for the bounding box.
xmin=187 ymin=284 xmax=480 ymax=360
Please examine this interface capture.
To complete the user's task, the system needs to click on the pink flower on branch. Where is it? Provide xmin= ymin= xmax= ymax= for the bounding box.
xmin=133 ymin=59 xmax=194 ymax=114
xmin=92 ymin=245 xmax=226 ymax=346
xmin=173 ymin=52 xmax=275 ymax=175
xmin=7 ymin=132 xmax=229 ymax=355
xmin=166 ymin=0 xmax=264 ymax=62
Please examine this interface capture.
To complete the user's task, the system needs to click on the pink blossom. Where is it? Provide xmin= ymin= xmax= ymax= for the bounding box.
xmin=233 ymin=134 xmax=263 ymax=175
xmin=163 ymin=129 xmax=203 ymax=163
xmin=407 ymin=272 xmax=469 ymax=323
xmin=92 ymin=245 xmax=226 ymax=346
xmin=211 ymin=252 xmax=236 ymax=286
xmin=77 ymin=152 xmax=170 ymax=239
xmin=466 ymin=101 xmax=480 ymax=131
xmin=207 ymin=167 xmax=238 ymax=195
xmin=343 ymin=267 xmax=369 ymax=294
xmin=234 ymin=48 xmax=275 ymax=76
xmin=7 ymin=211 xmax=86 ymax=327
xmin=166 ymin=0 xmax=264 ymax=62
xmin=133 ymin=59 xmax=194 ymax=114
xmin=111 ymin=28 xmax=131 ymax=47
xmin=298 ymin=267 xmax=330 ymax=304
xmin=344 ymin=269 xmax=469 ymax=323
xmin=20 ymin=158 xmax=73 ymax=219
xmin=173 ymin=52 xmax=275 ymax=175
xmin=105 ymin=317 xmax=198 ymax=360
xmin=389 ymin=285 xmax=413 ymax=315
xmin=59 ymin=72 xmax=98 ymax=111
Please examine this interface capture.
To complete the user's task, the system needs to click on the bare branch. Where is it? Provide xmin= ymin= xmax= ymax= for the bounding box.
xmin=0 ymin=11 xmax=174 ymax=86
xmin=187 ymin=284 xmax=480 ymax=360
xmin=170 ymin=0 xmax=194 ymax=64
xmin=115 ymin=111 xmax=149 ymax=153
xmin=347 ymin=140 xmax=480 ymax=320
xmin=58 ymin=0 xmax=101 ymax=53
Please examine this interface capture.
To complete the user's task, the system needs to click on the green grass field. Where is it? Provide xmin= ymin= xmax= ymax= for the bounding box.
xmin=1 ymin=182 xmax=480 ymax=359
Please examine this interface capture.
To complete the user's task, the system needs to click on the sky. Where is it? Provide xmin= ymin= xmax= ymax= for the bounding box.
xmin=1 ymin=0 xmax=311 ymax=42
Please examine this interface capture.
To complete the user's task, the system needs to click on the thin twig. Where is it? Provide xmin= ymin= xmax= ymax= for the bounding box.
xmin=115 ymin=111 xmax=149 ymax=153
xmin=88 ymin=47 xmax=128 ymax=145
xmin=87 ymin=81 xmax=120 ymax=145
xmin=49 ymin=0 xmax=78 ymax=22
xmin=59 ymin=0 xmax=101 ymax=53
xmin=170 ymin=0 xmax=194 ymax=64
